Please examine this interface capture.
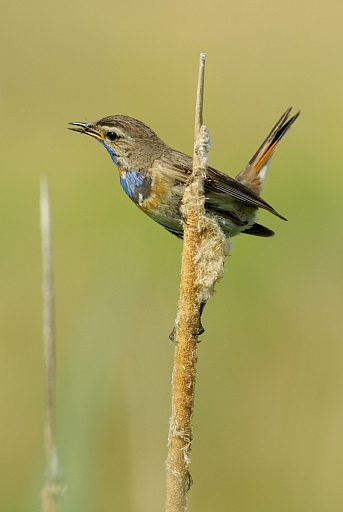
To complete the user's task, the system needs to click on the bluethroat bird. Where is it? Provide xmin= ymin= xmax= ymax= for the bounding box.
xmin=69 ymin=107 xmax=299 ymax=241
xmin=69 ymin=108 xmax=299 ymax=338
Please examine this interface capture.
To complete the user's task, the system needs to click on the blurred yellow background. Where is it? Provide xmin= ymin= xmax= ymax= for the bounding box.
xmin=1 ymin=1 xmax=343 ymax=510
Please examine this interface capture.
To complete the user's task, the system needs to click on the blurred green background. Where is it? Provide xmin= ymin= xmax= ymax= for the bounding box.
xmin=1 ymin=0 xmax=343 ymax=510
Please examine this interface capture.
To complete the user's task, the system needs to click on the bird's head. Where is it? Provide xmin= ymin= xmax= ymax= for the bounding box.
xmin=69 ymin=115 xmax=167 ymax=171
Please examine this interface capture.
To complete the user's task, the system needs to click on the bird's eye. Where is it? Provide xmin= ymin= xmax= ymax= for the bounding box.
xmin=107 ymin=131 xmax=118 ymax=141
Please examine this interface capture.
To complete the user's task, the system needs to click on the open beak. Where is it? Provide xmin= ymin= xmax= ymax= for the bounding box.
xmin=68 ymin=122 xmax=104 ymax=141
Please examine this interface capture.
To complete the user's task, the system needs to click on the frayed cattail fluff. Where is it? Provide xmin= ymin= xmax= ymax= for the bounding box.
xmin=194 ymin=214 xmax=228 ymax=301
xmin=180 ymin=125 xmax=228 ymax=303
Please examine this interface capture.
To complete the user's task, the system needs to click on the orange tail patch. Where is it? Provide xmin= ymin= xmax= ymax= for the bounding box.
xmin=235 ymin=107 xmax=300 ymax=193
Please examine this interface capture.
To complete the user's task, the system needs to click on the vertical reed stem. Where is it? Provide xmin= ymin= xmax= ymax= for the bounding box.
xmin=40 ymin=176 xmax=64 ymax=512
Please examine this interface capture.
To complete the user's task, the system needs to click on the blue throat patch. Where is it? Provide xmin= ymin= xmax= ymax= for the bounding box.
xmin=98 ymin=140 xmax=150 ymax=203
xmin=119 ymin=170 xmax=147 ymax=202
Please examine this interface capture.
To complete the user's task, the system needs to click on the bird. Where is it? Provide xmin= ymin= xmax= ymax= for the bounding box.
xmin=69 ymin=107 xmax=299 ymax=241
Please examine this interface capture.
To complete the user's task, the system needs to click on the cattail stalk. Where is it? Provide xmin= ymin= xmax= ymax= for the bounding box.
xmin=165 ymin=54 xmax=228 ymax=512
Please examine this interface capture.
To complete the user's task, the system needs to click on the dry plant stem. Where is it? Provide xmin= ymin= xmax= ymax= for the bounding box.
xmin=165 ymin=53 xmax=227 ymax=512
xmin=40 ymin=177 xmax=64 ymax=512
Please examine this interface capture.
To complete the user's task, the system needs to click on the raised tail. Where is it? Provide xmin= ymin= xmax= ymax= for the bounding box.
xmin=235 ymin=107 xmax=300 ymax=194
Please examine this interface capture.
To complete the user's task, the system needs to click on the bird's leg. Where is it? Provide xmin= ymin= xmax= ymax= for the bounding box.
xmin=169 ymin=327 xmax=177 ymax=342
xmin=197 ymin=299 xmax=207 ymax=336
xmin=169 ymin=299 xmax=207 ymax=342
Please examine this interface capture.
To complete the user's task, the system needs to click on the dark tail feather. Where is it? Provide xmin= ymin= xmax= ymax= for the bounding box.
xmin=243 ymin=223 xmax=275 ymax=237
xmin=247 ymin=107 xmax=301 ymax=174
